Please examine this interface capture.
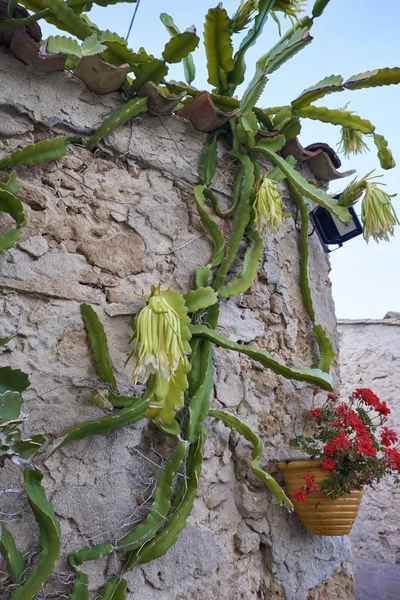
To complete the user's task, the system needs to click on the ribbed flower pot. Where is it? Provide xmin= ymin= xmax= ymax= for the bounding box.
xmin=279 ymin=459 xmax=363 ymax=536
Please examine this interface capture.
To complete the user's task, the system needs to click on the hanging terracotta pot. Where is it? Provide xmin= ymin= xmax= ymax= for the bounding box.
xmin=74 ymin=55 xmax=130 ymax=95
xmin=279 ymin=459 xmax=363 ymax=536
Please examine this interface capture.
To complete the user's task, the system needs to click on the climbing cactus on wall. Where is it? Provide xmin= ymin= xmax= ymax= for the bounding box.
xmin=0 ymin=0 xmax=399 ymax=597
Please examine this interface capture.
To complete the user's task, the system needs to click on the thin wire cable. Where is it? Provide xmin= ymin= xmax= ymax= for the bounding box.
xmin=126 ymin=0 xmax=141 ymax=42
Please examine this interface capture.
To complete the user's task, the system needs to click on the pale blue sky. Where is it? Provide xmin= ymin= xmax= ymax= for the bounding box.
xmin=41 ymin=1 xmax=400 ymax=318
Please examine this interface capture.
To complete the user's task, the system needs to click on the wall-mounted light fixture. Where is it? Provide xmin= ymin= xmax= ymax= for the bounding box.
xmin=309 ymin=205 xmax=363 ymax=253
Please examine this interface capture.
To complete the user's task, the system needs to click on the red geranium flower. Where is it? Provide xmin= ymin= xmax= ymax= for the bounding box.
xmin=355 ymin=435 xmax=377 ymax=457
xmin=376 ymin=401 xmax=391 ymax=416
xmin=353 ymin=388 xmax=381 ymax=408
xmin=310 ymin=409 xmax=323 ymax=418
xmin=321 ymin=456 xmax=336 ymax=470
xmin=294 ymin=490 xmax=306 ymax=502
xmin=380 ymin=427 xmax=398 ymax=447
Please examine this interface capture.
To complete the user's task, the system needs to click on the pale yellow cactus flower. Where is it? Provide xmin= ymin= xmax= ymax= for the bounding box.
xmin=129 ymin=286 xmax=190 ymax=384
xmin=253 ymin=175 xmax=285 ymax=234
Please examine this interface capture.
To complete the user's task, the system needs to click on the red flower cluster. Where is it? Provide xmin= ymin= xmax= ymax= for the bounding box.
xmin=290 ymin=387 xmax=400 ymax=498
xmin=353 ymin=388 xmax=391 ymax=416
xmin=293 ymin=474 xmax=320 ymax=503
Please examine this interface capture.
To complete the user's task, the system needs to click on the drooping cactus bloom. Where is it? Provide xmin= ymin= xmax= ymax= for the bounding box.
xmin=338 ymin=126 xmax=369 ymax=158
xmin=337 ymin=172 xmax=373 ymax=208
xmin=129 ymin=286 xmax=190 ymax=384
xmin=231 ymin=0 xmax=259 ymax=33
xmin=361 ymin=181 xmax=399 ymax=243
xmin=253 ymin=175 xmax=285 ymax=234
xmin=273 ymin=0 xmax=307 ymax=17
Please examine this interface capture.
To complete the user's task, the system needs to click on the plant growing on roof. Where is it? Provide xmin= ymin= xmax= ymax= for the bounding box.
xmin=0 ymin=0 xmax=399 ymax=597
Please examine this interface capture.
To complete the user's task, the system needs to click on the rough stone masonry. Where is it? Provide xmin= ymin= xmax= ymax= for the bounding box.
xmin=0 ymin=49 xmax=354 ymax=599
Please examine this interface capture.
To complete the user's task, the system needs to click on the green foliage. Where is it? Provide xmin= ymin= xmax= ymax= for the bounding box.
xmin=209 ymin=410 xmax=293 ymax=509
xmin=120 ymin=440 xmax=187 ymax=555
xmin=86 ymin=97 xmax=148 ymax=149
xmin=69 ymin=544 xmax=113 ymax=570
xmin=162 ymin=32 xmax=199 ymax=64
xmin=10 ymin=468 xmax=61 ymax=600
xmin=42 ymin=0 xmax=92 ymax=39
xmin=199 ymin=130 xmax=222 ymax=185
xmin=239 ymin=70 xmax=268 ymax=115
xmin=292 ymin=74 xmax=344 ymax=108
xmin=257 ymin=25 xmax=312 ymax=75
xmin=344 ymin=67 xmax=400 ymax=90
xmin=218 ymin=228 xmax=263 ymax=298
xmin=374 ymin=134 xmax=396 ymax=170
xmin=190 ymin=325 xmax=334 ymax=390
xmin=127 ymin=430 xmax=205 ymax=567
xmin=160 ymin=13 xmax=196 ymax=83
xmin=187 ymin=341 xmax=214 ymax=443
xmin=204 ymin=6 xmax=234 ymax=92
xmin=81 ymin=304 xmax=116 ymax=388
xmin=184 ymin=287 xmax=218 ymax=313
xmin=0 ymin=522 xmax=25 ymax=584
xmin=130 ymin=60 xmax=169 ymax=93
xmin=70 ymin=572 xmax=89 ymax=600
xmin=0 ymin=137 xmax=82 ymax=170
xmin=312 ymin=0 xmax=332 ymax=17
xmin=193 ymin=186 xmax=225 ymax=267
xmin=99 ymin=579 xmax=128 ymax=600
xmin=49 ymin=395 xmax=150 ymax=456
xmin=297 ymin=105 xmax=375 ymax=134
xmin=313 ymin=325 xmax=335 ymax=374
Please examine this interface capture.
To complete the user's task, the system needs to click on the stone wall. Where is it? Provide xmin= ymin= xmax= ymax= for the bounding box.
xmin=0 ymin=49 xmax=353 ymax=600
xmin=338 ymin=317 xmax=400 ymax=565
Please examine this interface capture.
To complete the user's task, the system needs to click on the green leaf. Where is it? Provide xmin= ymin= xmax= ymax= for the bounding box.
xmin=374 ymin=134 xmax=396 ymax=170
xmin=68 ymin=544 xmax=113 ymax=570
xmin=80 ymin=304 xmax=116 ymax=388
xmin=130 ymin=59 xmax=169 ymax=94
xmin=42 ymin=0 xmax=92 ymax=40
xmin=69 ymin=0 xmax=137 ymax=5
xmin=162 ymin=32 xmax=199 ymax=64
xmin=204 ymin=6 xmax=234 ymax=91
xmin=86 ymin=97 xmax=148 ymax=150
xmin=209 ymin=410 xmax=293 ymax=509
xmin=312 ymin=0 xmax=332 ymax=17
xmin=230 ymin=0 xmax=277 ymax=87
xmin=199 ymin=130 xmax=222 ymax=186
xmin=219 ymin=228 xmax=263 ymax=298
xmin=0 ymin=392 xmax=22 ymax=424
xmin=119 ymin=440 xmax=187 ymax=555
xmin=313 ymin=325 xmax=334 ymax=373
xmin=239 ymin=70 xmax=268 ymax=115
xmin=127 ymin=430 xmax=205 ymax=567
xmin=160 ymin=13 xmax=196 ymax=83
xmin=184 ymin=287 xmax=218 ymax=313
xmin=7 ymin=0 xmax=18 ymax=16
xmin=256 ymin=134 xmax=286 ymax=153
xmin=193 ymin=186 xmax=225 ymax=267
xmin=47 ymin=35 xmax=82 ymax=57
xmin=0 ymin=190 xmax=25 ymax=227
xmin=0 ymin=137 xmax=82 ymax=171
xmin=12 ymin=436 xmax=46 ymax=459
xmin=81 ymin=33 xmax=107 ymax=56
xmin=10 ymin=468 xmax=61 ymax=600
xmin=254 ymin=145 xmax=351 ymax=224
xmin=292 ymin=75 xmax=344 ymax=109
xmin=0 ymin=230 xmax=23 ymax=255
xmin=297 ymin=105 xmax=375 ymax=134
xmin=344 ymin=67 xmax=400 ymax=90
xmin=190 ymin=325 xmax=334 ymax=390
xmin=0 ymin=171 xmax=20 ymax=195
xmin=99 ymin=579 xmax=128 ymax=600
xmin=49 ymin=395 xmax=150 ymax=456
xmin=187 ymin=341 xmax=214 ymax=443
xmin=0 ymin=367 xmax=30 ymax=395
xmin=0 ymin=522 xmax=24 ymax=584
xmin=70 ymin=572 xmax=89 ymax=600
xmin=257 ymin=26 xmax=312 ymax=76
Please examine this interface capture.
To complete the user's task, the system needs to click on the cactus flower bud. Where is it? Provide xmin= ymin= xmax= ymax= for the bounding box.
xmin=361 ymin=181 xmax=399 ymax=243
xmin=338 ymin=126 xmax=369 ymax=158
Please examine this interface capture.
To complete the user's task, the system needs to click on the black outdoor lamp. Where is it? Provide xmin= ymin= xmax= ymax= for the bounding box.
xmin=309 ymin=204 xmax=363 ymax=253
